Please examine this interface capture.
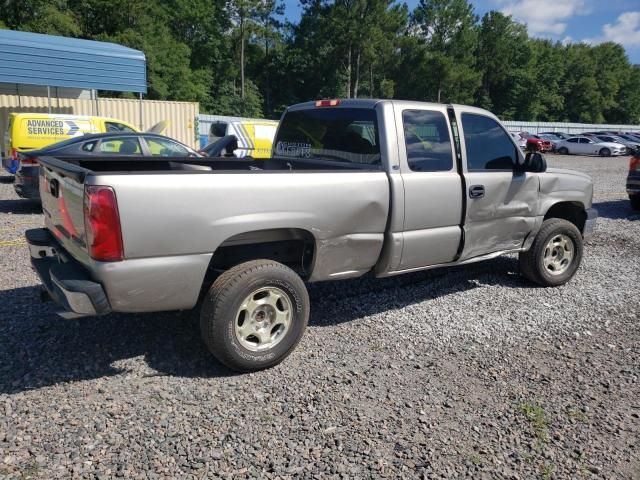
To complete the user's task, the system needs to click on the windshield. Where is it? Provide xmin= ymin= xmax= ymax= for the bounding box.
xmin=274 ymin=107 xmax=381 ymax=166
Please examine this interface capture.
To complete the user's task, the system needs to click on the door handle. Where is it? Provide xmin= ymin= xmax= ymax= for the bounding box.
xmin=469 ymin=185 xmax=485 ymax=199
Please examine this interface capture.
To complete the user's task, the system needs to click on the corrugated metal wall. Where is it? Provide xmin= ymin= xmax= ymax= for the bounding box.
xmin=0 ymin=95 xmax=199 ymax=154
xmin=502 ymin=120 xmax=640 ymax=135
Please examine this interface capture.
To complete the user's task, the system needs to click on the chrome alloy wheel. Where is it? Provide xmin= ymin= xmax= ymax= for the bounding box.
xmin=543 ymin=234 xmax=575 ymax=275
xmin=235 ymin=287 xmax=292 ymax=351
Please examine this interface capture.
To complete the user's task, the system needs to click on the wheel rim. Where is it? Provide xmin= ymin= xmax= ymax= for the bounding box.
xmin=234 ymin=286 xmax=292 ymax=352
xmin=543 ymin=234 xmax=575 ymax=276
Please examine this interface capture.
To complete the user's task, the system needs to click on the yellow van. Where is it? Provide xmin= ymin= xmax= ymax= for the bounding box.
xmin=3 ymin=113 xmax=138 ymax=174
xmin=206 ymin=120 xmax=278 ymax=159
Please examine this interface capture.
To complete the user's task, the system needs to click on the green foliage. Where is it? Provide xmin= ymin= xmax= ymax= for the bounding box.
xmin=0 ymin=0 xmax=638 ymax=123
xmin=209 ymin=79 xmax=264 ymax=117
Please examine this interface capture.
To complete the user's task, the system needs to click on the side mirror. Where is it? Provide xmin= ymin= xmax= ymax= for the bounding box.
xmin=522 ymin=152 xmax=547 ymax=173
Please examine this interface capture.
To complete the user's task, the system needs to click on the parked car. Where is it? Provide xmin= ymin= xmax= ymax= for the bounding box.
xmin=25 ymin=99 xmax=597 ymax=372
xmin=537 ymin=133 xmax=561 ymax=150
xmin=628 ymin=148 xmax=640 ymax=210
xmin=555 ymin=136 xmax=626 ymax=156
xmin=595 ymin=135 xmax=639 ymax=154
xmin=15 ymin=132 xmax=201 ymax=200
xmin=522 ymin=133 xmax=553 ymax=152
xmin=539 ymin=132 xmax=571 ymax=140
xmin=2 ymin=112 xmax=140 ymax=175
xmin=618 ymin=133 xmax=640 ymax=144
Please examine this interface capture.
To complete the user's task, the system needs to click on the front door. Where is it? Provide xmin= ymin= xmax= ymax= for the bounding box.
xmin=457 ymin=111 xmax=540 ymax=260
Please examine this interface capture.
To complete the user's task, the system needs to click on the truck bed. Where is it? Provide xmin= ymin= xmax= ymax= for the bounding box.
xmin=37 ymin=155 xmax=390 ymax=312
xmin=40 ymin=154 xmax=382 ymax=178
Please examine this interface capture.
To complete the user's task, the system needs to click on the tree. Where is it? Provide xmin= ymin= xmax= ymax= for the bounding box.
xmin=398 ymin=0 xmax=480 ymax=104
xmin=209 ymin=79 xmax=264 ymax=117
xmin=475 ymin=11 xmax=530 ymax=117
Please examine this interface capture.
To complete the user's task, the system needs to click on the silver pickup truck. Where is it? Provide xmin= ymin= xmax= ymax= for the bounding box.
xmin=26 ymin=99 xmax=597 ymax=371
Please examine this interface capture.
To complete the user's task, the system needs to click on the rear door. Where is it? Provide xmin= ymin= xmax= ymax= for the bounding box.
xmin=456 ymin=109 xmax=539 ymax=260
xmin=396 ymin=104 xmax=463 ymax=269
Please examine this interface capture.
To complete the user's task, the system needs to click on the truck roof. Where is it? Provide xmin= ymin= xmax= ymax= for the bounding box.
xmin=286 ymin=99 xmax=499 ymax=121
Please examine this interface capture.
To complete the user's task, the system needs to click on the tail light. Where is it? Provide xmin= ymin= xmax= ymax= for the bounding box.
xmin=315 ymin=99 xmax=341 ymax=107
xmin=631 ymin=156 xmax=640 ymax=171
xmin=20 ymin=156 xmax=38 ymax=166
xmin=10 ymin=148 xmax=18 ymax=161
xmin=84 ymin=186 xmax=123 ymax=261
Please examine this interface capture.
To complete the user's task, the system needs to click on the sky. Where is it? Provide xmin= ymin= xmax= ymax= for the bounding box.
xmin=282 ymin=0 xmax=640 ymax=63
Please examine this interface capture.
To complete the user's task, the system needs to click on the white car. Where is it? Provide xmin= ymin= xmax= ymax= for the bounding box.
xmin=555 ymin=136 xmax=627 ymax=157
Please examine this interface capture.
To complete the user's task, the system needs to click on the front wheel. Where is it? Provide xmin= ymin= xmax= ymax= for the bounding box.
xmin=519 ymin=218 xmax=584 ymax=287
xmin=558 ymin=147 xmax=569 ymax=155
xmin=630 ymin=195 xmax=640 ymax=211
xmin=599 ymin=148 xmax=611 ymax=157
xmin=200 ymin=259 xmax=309 ymax=372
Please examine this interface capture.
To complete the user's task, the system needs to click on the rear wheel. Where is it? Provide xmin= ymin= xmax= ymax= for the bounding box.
xmin=519 ymin=218 xmax=583 ymax=287
xmin=599 ymin=148 xmax=611 ymax=157
xmin=630 ymin=195 xmax=640 ymax=211
xmin=558 ymin=147 xmax=569 ymax=155
xmin=200 ymin=259 xmax=309 ymax=372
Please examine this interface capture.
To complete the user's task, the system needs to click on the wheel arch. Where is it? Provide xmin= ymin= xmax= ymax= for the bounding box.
xmin=201 ymin=227 xmax=317 ymax=290
xmin=543 ymin=201 xmax=587 ymax=234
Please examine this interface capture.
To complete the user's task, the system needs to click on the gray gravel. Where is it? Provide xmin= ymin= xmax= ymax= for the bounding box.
xmin=1 ymin=155 xmax=639 ymax=479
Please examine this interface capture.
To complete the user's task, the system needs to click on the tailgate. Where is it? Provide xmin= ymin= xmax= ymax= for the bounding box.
xmin=39 ymin=157 xmax=92 ymax=265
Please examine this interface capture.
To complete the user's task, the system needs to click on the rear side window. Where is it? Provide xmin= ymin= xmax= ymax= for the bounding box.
xmin=98 ymin=138 xmax=142 ymax=154
xmin=461 ymin=113 xmax=517 ymax=171
xmin=403 ymin=110 xmax=453 ymax=172
xmin=275 ymin=108 xmax=380 ymax=166
xmin=81 ymin=141 xmax=97 ymax=152
xmin=210 ymin=122 xmax=228 ymax=139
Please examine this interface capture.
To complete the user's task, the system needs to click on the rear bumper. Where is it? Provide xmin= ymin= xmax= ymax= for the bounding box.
xmin=583 ymin=208 xmax=598 ymax=238
xmin=26 ymin=228 xmax=111 ymax=316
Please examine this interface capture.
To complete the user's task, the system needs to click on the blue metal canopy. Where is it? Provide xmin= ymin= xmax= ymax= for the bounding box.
xmin=0 ymin=29 xmax=147 ymax=93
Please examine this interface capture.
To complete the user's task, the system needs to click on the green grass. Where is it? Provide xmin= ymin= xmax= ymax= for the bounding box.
xmin=520 ymin=402 xmax=549 ymax=448
xmin=566 ymin=408 xmax=589 ymax=422
xmin=540 ymin=463 xmax=554 ymax=480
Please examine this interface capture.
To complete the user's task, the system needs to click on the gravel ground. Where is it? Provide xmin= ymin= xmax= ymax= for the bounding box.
xmin=0 ymin=155 xmax=638 ymax=479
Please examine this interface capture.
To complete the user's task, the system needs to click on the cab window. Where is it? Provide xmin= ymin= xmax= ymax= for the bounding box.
xmin=146 ymin=137 xmax=189 ymax=156
xmin=461 ymin=113 xmax=517 ymax=171
xmin=579 ymin=138 xmax=591 ymax=144
xmin=403 ymin=110 xmax=453 ymax=172
xmin=98 ymin=138 xmax=142 ymax=155
xmin=567 ymin=138 xmax=579 ymax=143
xmin=275 ymin=108 xmax=380 ymax=166
xmin=105 ymin=122 xmax=135 ymax=133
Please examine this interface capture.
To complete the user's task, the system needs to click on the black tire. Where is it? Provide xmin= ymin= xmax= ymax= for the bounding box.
xmin=630 ymin=195 xmax=640 ymax=211
xmin=558 ymin=147 xmax=569 ymax=155
xmin=599 ymin=148 xmax=611 ymax=157
xmin=200 ymin=259 xmax=309 ymax=372
xmin=519 ymin=218 xmax=584 ymax=287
